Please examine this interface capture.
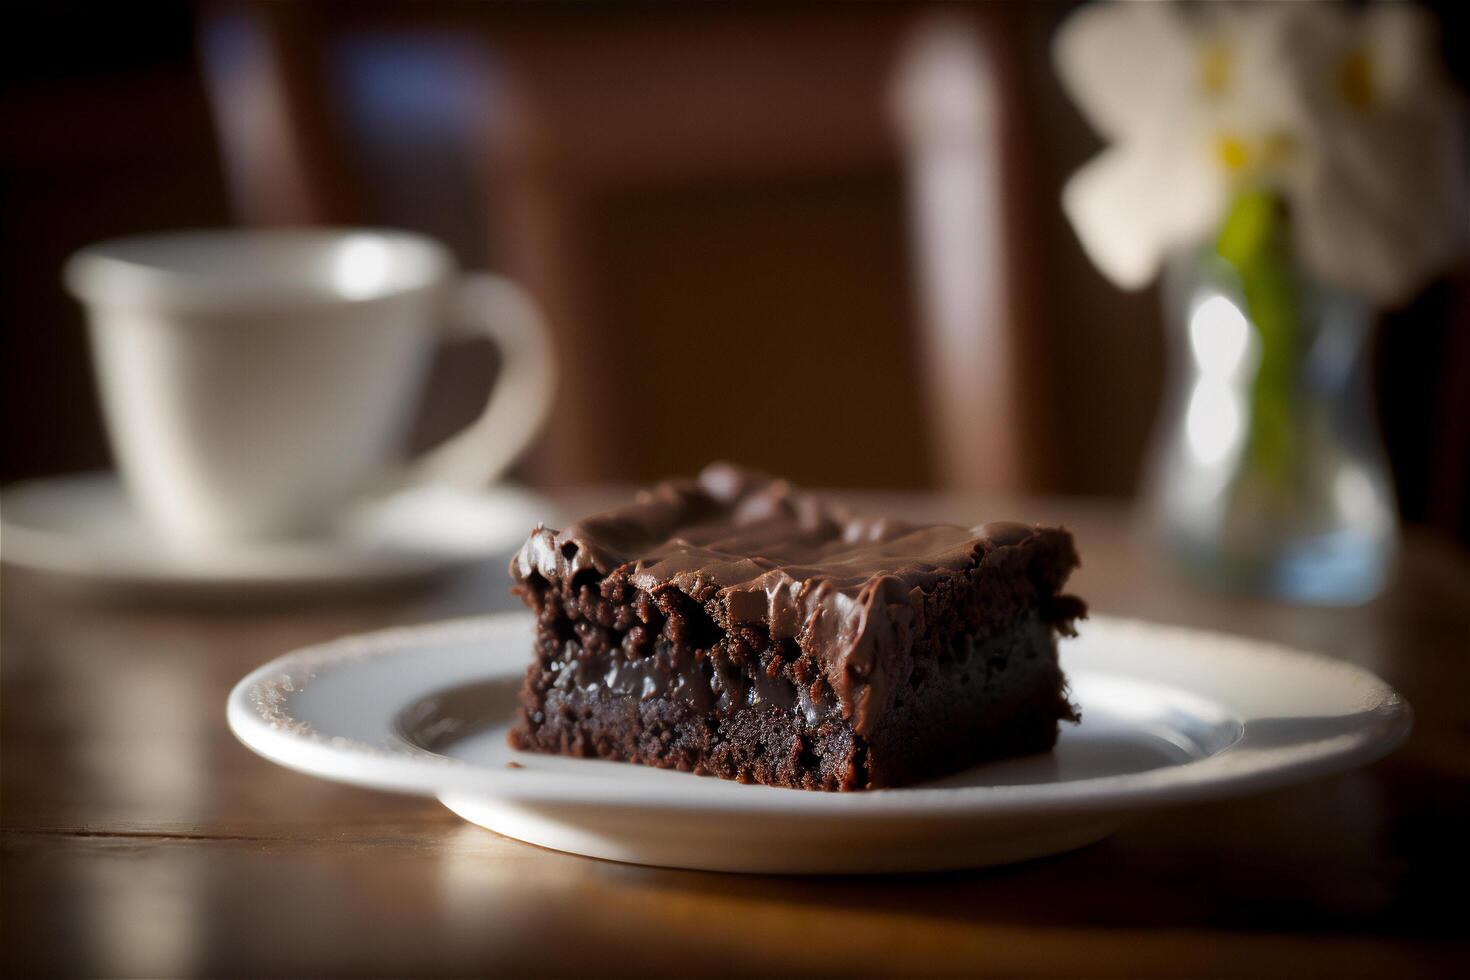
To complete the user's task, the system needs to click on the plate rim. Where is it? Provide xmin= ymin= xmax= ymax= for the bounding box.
xmin=227 ymin=611 xmax=1413 ymax=817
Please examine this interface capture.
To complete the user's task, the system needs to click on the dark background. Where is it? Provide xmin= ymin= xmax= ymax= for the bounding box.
xmin=3 ymin=1 xmax=1466 ymax=542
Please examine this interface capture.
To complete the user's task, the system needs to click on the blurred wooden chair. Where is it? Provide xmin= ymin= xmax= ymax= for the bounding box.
xmin=199 ymin=2 xmax=1052 ymax=493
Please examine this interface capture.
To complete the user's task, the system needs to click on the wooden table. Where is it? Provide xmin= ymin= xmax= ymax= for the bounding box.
xmin=3 ymin=492 xmax=1467 ymax=978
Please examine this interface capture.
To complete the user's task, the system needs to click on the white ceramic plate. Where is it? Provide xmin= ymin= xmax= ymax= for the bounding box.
xmin=228 ymin=612 xmax=1410 ymax=874
xmin=0 ymin=472 xmax=555 ymax=596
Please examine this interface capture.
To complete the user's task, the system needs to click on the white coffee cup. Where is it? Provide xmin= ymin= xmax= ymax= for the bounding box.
xmin=64 ymin=228 xmax=555 ymax=546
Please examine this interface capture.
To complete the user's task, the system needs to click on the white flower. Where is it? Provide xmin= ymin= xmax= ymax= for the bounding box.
xmin=1054 ymin=1 xmax=1466 ymax=306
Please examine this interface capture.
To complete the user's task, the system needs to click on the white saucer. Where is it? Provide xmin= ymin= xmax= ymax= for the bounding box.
xmin=0 ymin=472 xmax=556 ymax=595
xmin=228 ymin=612 xmax=1411 ymax=874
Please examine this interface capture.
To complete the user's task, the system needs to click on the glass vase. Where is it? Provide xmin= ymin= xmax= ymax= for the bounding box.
xmin=1143 ymin=245 xmax=1398 ymax=604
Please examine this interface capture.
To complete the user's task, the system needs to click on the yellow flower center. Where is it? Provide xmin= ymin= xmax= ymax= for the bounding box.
xmin=1201 ymin=40 xmax=1234 ymax=97
xmin=1212 ymin=130 xmax=1296 ymax=179
xmin=1338 ymin=48 xmax=1374 ymax=110
xmin=1214 ymin=134 xmax=1251 ymax=173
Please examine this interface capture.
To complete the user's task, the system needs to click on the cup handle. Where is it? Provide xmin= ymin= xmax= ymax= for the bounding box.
xmin=401 ymin=273 xmax=556 ymax=489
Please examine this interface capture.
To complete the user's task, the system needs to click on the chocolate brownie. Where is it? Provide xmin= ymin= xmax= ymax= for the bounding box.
xmin=508 ymin=464 xmax=1084 ymax=790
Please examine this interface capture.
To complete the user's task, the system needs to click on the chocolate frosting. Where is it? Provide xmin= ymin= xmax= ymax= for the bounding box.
xmin=511 ymin=463 xmax=1077 ymax=736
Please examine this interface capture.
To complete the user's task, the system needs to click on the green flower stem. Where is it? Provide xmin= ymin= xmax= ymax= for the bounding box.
xmin=1215 ymin=189 xmax=1298 ymax=495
